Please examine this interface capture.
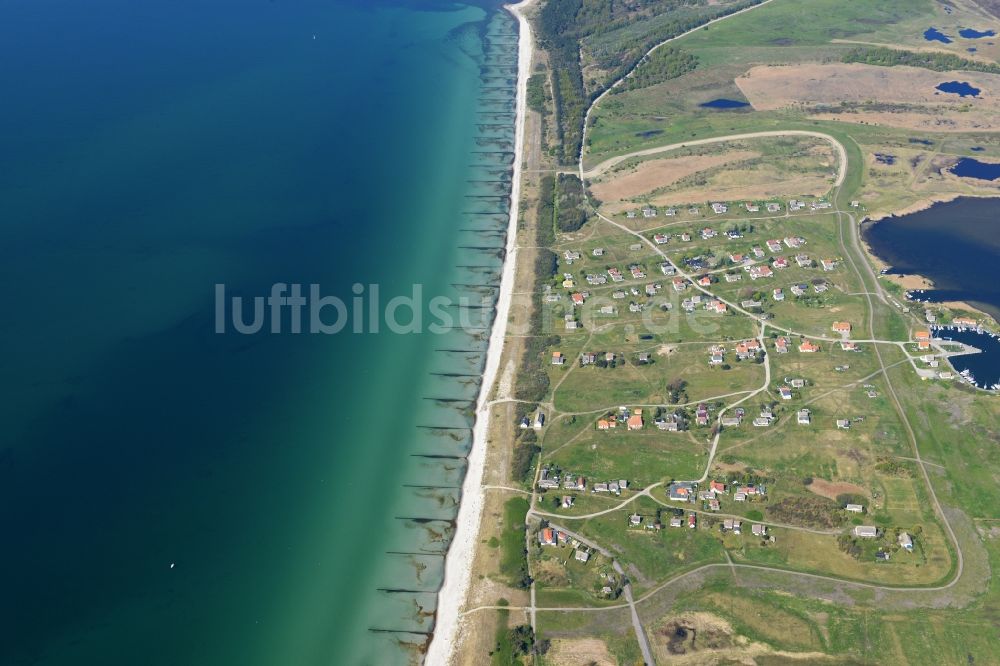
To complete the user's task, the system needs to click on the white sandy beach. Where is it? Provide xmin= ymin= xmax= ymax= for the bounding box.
xmin=425 ymin=1 xmax=535 ymax=664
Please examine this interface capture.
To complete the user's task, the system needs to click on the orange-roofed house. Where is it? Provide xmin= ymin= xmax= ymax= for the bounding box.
xmin=710 ymin=480 xmax=726 ymax=494
xmin=597 ymin=419 xmax=611 ymax=431
xmin=539 ymin=528 xmax=558 ymax=546
xmin=915 ymin=330 xmax=930 ymax=341
xmin=627 ymin=414 xmax=644 ymax=431
xmin=918 ymin=340 xmax=930 ymax=350
xmin=832 ymin=321 xmax=852 ymax=334
xmin=799 ymin=340 xmax=820 ymax=353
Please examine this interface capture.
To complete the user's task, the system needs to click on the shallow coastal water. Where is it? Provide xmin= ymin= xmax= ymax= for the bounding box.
xmin=863 ymin=197 xmax=1000 ymax=324
xmin=0 ymin=1 xmax=513 ymax=664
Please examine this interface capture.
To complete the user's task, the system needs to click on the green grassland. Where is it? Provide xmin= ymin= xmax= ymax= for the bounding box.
xmin=520 ymin=0 xmax=1000 ymax=662
xmin=581 ymin=0 xmax=1000 ymax=219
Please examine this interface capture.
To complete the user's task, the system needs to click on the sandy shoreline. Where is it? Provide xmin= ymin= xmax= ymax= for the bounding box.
xmin=425 ymin=1 xmax=534 ymax=663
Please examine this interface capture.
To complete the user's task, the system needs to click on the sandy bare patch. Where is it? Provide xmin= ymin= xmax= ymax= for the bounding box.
xmin=887 ymin=274 xmax=934 ymax=290
xmin=737 ymin=63 xmax=1000 ymax=130
xmin=591 ymin=151 xmax=758 ymax=202
xmin=658 ymin=344 xmax=678 ymax=356
xmin=545 ymin=638 xmax=615 ymax=666
xmin=806 ymin=478 xmax=868 ymax=501
xmin=646 ymin=172 xmax=832 ymax=208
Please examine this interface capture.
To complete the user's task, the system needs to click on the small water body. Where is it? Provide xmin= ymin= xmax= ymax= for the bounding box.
xmin=968 ymin=47 xmax=978 ymax=53
xmin=960 ymin=28 xmax=996 ymax=39
xmin=951 ymin=157 xmax=1000 ymax=180
xmin=863 ymin=197 xmax=1000 ymax=324
xmin=698 ymin=97 xmax=750 ymax=109
xmin=937 ymin=328 xmax=1000 ymax=389
xmin=971 ymin=146 xmax=985 ymax=152
xmin=700 ymin=98 xmax=751 ymax=109
xmin=924 ymin=27 xmax=953 ymax=43
xmin=936 ymin=81 xmax=981 ymax=97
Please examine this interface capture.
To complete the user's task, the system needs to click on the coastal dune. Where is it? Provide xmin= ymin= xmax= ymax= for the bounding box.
xmin=425 ymin=0 xmax=535 ymax=663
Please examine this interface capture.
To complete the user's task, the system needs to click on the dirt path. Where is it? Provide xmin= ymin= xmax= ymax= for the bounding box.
xmin=582 ymin=130 xmax=848 ymax=186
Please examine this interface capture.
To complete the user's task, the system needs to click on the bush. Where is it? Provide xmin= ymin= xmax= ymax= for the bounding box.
xmin=499 ymin=497 xmax=532 ymax=589
xmin=843 ymin=46 xmax=1000 ymax=74
xmin=767 ymin=496 xmax=843 ymax=529
xmin=555 ymin=174 xmax=588 ymax=232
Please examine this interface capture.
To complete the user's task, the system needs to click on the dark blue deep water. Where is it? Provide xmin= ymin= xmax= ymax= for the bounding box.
xmin=959 ymin=27 xmax=996 ymax=38
xmin=936 ymin=81 xmax=981 ymax=97
xmin=925 ymin=27 xmax=953 ymax=43
xmin=952 ymin=157 xmax=1000 ymax=180
xmin=937 ymin=329 xmax=1000 ymax=389
xmin=863 ymin=197 xmax=1000 ymax=325
xmin=0 ymin=0 xmax=514 ymax=664
xmin=700 ymin=98 xmax=751 ymax=109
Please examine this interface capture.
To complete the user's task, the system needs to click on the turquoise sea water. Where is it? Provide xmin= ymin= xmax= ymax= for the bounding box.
xmin=0 ymin=1 xmax=514 ymax=663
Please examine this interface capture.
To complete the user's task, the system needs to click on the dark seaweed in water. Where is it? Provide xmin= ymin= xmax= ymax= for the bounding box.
xmin=925 ymin=27 xmax=953 ymax=43
xmin=636 ymin=129 xmax=663 ymax=138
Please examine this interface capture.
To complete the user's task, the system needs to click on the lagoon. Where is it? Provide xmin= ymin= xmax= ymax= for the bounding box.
xmin=863 ymin=197 xmax=1000 ymax=325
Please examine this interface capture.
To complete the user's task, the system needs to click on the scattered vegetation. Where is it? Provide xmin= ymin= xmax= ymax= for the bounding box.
xmin=615 ymin=47 xmax=698 ymax=93
xmin=767 ymin=495 xmax=844 ymax=529
xmin=511 ymin=429 xmax=541 ymax=483
xmin=842 ymin=46 xmax=1000 ymax=75
xmin=526 ymin=73 xmax=548 ymax=114
xmin=555 ymin=174 xmax=588 ymax=232
xmin=499 ymin=497 xmax=532 ymax=589
xmin=536 ymin=0 xmax=764 ymax=162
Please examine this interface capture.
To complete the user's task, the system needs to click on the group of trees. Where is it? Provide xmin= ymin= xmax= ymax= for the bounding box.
xmin=842 ymin=46 xmax=1000 ymax=75
xmin=767 ymin=495 xmax=844 ymax=529
xmin=555 ymin=174 xmax=588 ymax=232
xmin=535 ymin=0 xmax=764 ymax=163
xmin=615 ymin=46 xmax=698 ymax=93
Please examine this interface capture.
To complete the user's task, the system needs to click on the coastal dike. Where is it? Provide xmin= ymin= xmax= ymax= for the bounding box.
xmin=426 ymin=1 xmax=538 ymax=664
